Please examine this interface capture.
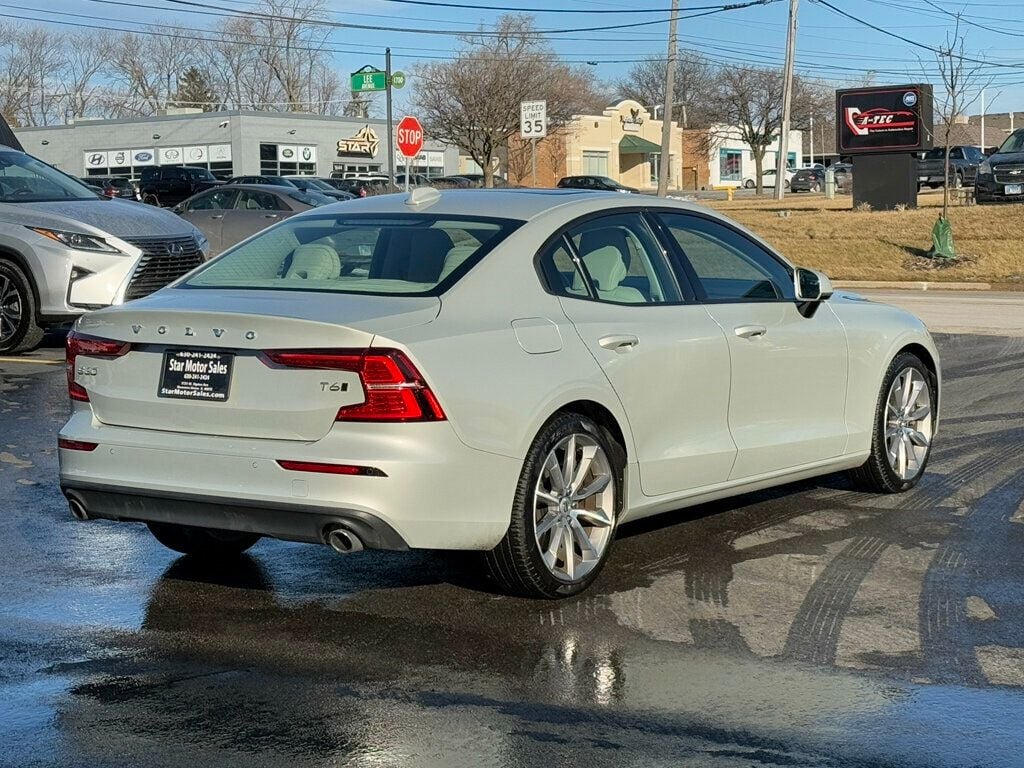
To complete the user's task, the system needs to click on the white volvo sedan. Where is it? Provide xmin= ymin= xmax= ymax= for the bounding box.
xmin=59 ymin=189 xmax=939 ymax=598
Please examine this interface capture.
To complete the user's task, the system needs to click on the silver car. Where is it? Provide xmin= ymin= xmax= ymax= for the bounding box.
xmin=0 ymin=147 xmax=209 ymax=354
xmin=173 ymin=184 xmax=335 ymax=258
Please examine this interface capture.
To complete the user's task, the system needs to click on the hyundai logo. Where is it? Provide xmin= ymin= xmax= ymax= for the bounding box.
xmin=168 ymin=242 xmax=184 ymax=257
xmin=88 ymin=153 xmax=104 ymax=165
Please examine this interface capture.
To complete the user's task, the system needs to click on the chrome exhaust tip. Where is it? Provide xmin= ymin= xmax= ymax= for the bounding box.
xmin=326 ymin=526 xmax=364 ymax=554
xmin=68 ymin=498 xmax=89 ymax=521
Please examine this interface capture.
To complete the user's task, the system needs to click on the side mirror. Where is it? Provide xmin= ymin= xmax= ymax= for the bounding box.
xmin=794 ymin=267 xmax=833 ymax=302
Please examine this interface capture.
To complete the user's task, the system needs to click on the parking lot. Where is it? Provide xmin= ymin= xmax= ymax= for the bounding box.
xmin=2 ymin=292 xmax=1024 ymax=767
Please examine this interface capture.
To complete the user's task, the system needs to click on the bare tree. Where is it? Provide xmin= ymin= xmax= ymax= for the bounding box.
xmin=616 ymin=52 xmax=716 ymax=128
xmin=104 ymin=29 xmax=196 ymax=116
xmin=246 ymin=0 xmax=331 ymax=111
xmin=413 ymin=15 xmax=606 ymax=187
xmin=60 ymin=32 xmax=113 ymax=120
xmin=708 ymin=66 xmax=820 ymax=194
xmin=932 ymin=15 xmax=993 ymax=220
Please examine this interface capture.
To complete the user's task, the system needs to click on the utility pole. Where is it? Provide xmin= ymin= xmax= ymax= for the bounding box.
xmin=980 ymin=88 xmax=985 ymax=150
xmin=658 ymin=0 xmax=679 ymax=197
xmin=774 ymin=0 xmax=799 ymax=201
xmin=386 ymin=48 xmax=395 ymax=188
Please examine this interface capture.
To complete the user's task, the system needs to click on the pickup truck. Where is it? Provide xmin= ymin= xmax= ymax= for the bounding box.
xmin=917 ymin=146 xmax=985 ymax=189
xmin=139 ymin=165 xmax=222 ymax=207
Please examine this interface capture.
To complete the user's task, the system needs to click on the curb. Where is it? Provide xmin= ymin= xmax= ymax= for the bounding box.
xmin=833 ymin=281 xmax=992 ymax=291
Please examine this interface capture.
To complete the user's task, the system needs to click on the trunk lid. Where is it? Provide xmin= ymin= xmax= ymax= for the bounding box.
xmin=74 ymin=288 xmax=440 ymax=441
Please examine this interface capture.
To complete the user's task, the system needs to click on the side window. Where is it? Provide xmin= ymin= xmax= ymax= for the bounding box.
xmin=563 ymin=214 xmax=681 ymax=304
xmin=658 ymin=213 xmax=794 ymax=302
xmin=187 ymin=189 xmax=237 ymax=211
xmin=949 ymin=147 xmax=964 ymax=160
xmin=538 ymin=237 xmax=589 ymax=298
xmin=236 ymin=190 xmax=283 ymax=211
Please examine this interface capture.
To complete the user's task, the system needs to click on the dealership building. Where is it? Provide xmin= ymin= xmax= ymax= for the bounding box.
xmin=14 ymin=110 xmax=459 ymax=181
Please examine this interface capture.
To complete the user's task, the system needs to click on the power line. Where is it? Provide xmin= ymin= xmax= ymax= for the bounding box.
xmin=812 ymin=0 xmax=1024 ymax=68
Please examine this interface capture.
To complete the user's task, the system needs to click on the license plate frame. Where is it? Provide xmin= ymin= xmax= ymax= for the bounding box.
xmin=1005 ymin=183 xmax=1023 ymax=196
xmin=158 ymin=349 xmax=234 ymax=402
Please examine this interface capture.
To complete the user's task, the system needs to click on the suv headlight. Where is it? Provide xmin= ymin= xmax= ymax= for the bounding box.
xmin=979 ymin=160 xmax=993 ymax=176
xmin=28 ymin=227 xmax=121 ymax=253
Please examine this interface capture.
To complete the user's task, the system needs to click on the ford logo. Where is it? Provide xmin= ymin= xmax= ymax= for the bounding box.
xmin=134 ymin=152 xmax=153 ymax=162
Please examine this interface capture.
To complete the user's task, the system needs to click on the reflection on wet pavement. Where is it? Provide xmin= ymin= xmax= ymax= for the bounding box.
xmin=1 ymin=334 xmax=1023 ymax=767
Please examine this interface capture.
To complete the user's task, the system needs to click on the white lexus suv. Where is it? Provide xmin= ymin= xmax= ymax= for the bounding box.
xmin=0 ymin=147 xmax=209 ymax=353
xmin=59 ymin=188 xmax=939 ymax=598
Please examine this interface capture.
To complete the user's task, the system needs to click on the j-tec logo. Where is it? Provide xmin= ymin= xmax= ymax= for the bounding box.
xmin=130 ymin=324 xmax=257 ymax=341
xmin=844 ymin=107 xmax=916 ymax=137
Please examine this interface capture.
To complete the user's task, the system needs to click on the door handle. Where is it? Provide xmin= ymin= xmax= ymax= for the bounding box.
xmin=210 ymin=214 xmax=224 ymax=219
xmin=598 ymin=334 xmax=639 ymax=351
xmin=734 ymin=325 xmax=767 ymax=339
xmin=262 ymin=213 xmax=280 ymax=219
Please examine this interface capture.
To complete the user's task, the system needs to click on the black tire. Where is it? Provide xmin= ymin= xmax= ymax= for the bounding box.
xmin=849 ymin=352 xmax=936 ymax=493
xmin=744 ymin=179 xmax=755 ymax=189
xmin=142 ymin=193 xmax=160 ymax=206
xmin=0 ymin=260 xmax=44 ymax=355
xmin=952 ymin=173 xmax=963 ymax=189
xmin=812 ymin=181 xmax=822 ymax=193
xmin=147 ymin=521 xmax=260 ymax=557
xmin=485 ymin=412 xmax=623 ymax=598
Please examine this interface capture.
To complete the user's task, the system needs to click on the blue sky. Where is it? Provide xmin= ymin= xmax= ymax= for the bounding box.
xmin=29 ymin=0 xmax=1024 ymax=116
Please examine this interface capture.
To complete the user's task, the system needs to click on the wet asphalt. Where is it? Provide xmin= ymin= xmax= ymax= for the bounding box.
xmin=2 ymin=332 xmax=1024 ymax=768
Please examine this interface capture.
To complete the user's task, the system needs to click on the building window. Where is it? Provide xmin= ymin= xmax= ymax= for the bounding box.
xmin=582 ymin=151 xmax=608 ymax=176
xmin=396 ymin=150 xmax=445 ymax=179
xmin=787 ymin=152 xmax=797 ymax=168
xmin=259 ymin=143 xmax=316 ymax=176
xmin=719 ymin=149 xmax=742 ymax=181
xmin=648 ymin=153 xmax=672 ymax=185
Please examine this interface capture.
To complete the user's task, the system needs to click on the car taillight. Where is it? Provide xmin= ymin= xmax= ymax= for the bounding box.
xmin=261 ymin=348 xmax=446 ymax=422
xmin=66 ymin=330 xmax=131 ymax=402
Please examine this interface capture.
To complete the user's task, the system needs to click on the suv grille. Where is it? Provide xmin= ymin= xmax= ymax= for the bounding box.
xmin=993 ymin=164 xmax=1024 ymax=184
xmin=123 ymin=236 xmax=203 ymax=301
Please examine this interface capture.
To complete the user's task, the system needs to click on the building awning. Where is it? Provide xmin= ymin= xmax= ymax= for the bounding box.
xmin=619 ymin=135 xmax=662 ymax=154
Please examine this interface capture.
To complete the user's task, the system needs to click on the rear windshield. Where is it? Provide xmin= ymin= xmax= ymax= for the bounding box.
xmin=185 ymin=214 xmax=521 ymax=295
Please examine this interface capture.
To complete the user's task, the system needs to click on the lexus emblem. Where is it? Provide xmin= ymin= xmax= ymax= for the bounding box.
xmin=168 ymin=242 xmax=184 ymax=257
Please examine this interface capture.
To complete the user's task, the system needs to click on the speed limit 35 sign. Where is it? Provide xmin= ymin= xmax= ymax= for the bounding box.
xmin=520 ymin=100 xmax=547 ymax=139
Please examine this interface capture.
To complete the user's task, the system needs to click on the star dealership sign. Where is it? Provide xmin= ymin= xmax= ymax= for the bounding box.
xmin=337 ymin=125 xmax=380 ymax=158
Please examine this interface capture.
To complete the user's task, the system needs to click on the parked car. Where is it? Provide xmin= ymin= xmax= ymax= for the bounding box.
xmin=225 ymin=175 xmax=296 ymax=188
xmin=139 ymin=165 xmax=222 ymax=207
xmin=59 ymin=188 xmax=940 ymax=598
xmin=80 ymin=176 xmax=138 ymax=200
xmin=457 ymin=173 xmax=510 ymax=188
xmin=172 ymin=184 xmax=335 ymax=257
xmin=557 ymin=176 xmax=637 ymax=193
xmin=742 ymin=168 xmax=794 ymax=189
xmin=332 ymin=171 xmax=389 ymax=181
xmin=916 ymin=146 xmax=985 ymax=189
xmin=431 ymin=176 xmax=474 ymax=189
xmin=830 ymin=163 xmax=853 ymax=191
xmin=975 ymin=129 xmax=1024 ymax=204
xmin=281 ymin=176 xmax=356 ymax=201
xmin=330 ymin=177 xmax=398 ymax=197
xmin=790 ymin=167 xmax=825 ymax=193
xmin=395 ymin=173 xmax=431 ymax=188
xmin=0 ymin=147 xmax=209 ymax=354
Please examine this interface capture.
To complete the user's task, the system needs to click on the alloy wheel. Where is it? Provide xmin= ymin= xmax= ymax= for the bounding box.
xmin=533 ymin=433 xmax=615 ymax=583
xmin=885 ymin=367 xmax=933 ymax=481
xmin=0 ymin=274 xmax=22 ymax=345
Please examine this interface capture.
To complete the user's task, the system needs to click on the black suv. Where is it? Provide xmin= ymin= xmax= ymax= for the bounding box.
xmin=556 ymin=176 xmax=637 ymax=193
xmin=975 ymin=129 xmax=1024 ymax=204
xmin=139 ymin=166 xmax=221 ymax=207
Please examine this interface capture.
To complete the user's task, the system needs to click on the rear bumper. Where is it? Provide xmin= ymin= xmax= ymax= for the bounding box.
xmin=62 ymin=482 xmax=408 ymax=549
xmin=58 ymin=410 xmax=523 ymax=550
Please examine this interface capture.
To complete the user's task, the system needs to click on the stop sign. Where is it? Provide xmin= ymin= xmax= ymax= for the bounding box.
xmin=396 ymin=116 xmax=424 ymax=158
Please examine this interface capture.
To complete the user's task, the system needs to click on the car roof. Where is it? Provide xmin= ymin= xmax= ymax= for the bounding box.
xmin=212 ymin=183 xmax=291 ymax=193
xmin=306 ymin=188 xmax=710 ymax=222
